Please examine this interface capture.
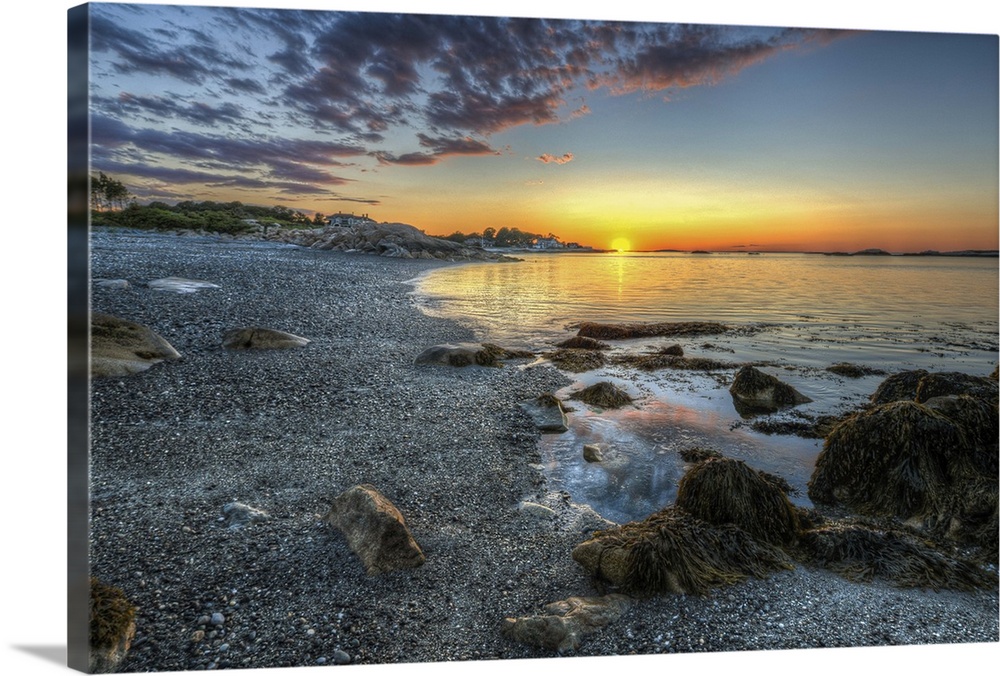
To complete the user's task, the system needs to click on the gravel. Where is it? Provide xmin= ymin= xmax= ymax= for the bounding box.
xmin=88 ymin=229 xmax=998 ymax=673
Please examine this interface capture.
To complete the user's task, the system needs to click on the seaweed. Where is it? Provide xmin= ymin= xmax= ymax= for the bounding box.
xmin=797 ymin=522 xmax=996 ymax=591
xmin=675 ymin=457 xmax=800 ymax=545
xmin=569 ymin=381 xmax=633 ymax=408
xmin=572 ymin=507 xmax=793 ymax=597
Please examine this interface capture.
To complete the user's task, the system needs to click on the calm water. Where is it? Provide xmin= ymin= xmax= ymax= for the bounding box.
xmin=412 ymin=252 xmax=998 ymax=523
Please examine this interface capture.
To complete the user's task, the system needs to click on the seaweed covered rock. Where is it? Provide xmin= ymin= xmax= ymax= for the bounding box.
xmin=414 ymin=342 xmax=526 ymax=367
xmin=570 ymin=381 xmax=633 ymax=409
xmin=222 ymin=327 xmax=310 ymax=349
xmin=797 ymin=522 xmax=995 ymax=591
xmin=576 ymin=321 xmax=728 ymax=340
xmin=90 ymin=312 xmax=182 ymax=377
xmin=807 ymin=400 xmax=997 ymax=554
xmin=729 ymin=365 xmax=812 ymax=416
xmin=611 ymin=352 xmax=732 ymax=372
xmin=675 ymin=457 xmax=800 ymax=546
xmin=869 ymin=369 xmax=997 ymax=407
xmin=571 ymin=507 xmax=792 ymax=596
xmin=914 ymin=371 xmax=998 ymax=405
xmin=518 ymin=393 xmax=569 ymax=433
xmin=502 ymin=594 xmax=632 ymax=653
xmin=324 ymin=484 xmax=425 ymax=575
xmin=544 ymin=348 xmax=606 ymax=373
xmin=555 ymin=335 xmax=610 ymax=350
xmin=90 ymin=577 xmax=137 ymax=673
xmin=826 ymin=362 xmax=885 ymax=378
xmin=869 ymin=369 xmax=929 ymax=405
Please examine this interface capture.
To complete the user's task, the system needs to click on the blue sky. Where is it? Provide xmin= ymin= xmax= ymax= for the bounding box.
xmin=84 ymin=1 xmax=999 ymax=251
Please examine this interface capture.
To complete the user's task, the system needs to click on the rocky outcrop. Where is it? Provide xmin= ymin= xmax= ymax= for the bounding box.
xmin=324 ymin=485 xmax=425 ymax=575
xmin=502 ymin=594 xmax=632 ymax=653
xmin=89 ymin=577 xmax=137 ymax=673
xmin=277 ymin=222 xmax=514 ymax=261
xmin=518 ymin=393 xmax=569 ymax=433
xmin=90 ymin=312 xmax=181 ymax=377
xmin=729 ymin=365 xmax=811 ymax=416
xmin=222 ymin=327 xmax=310 ymax=350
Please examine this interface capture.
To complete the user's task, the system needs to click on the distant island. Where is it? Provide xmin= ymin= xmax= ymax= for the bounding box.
xmin=816 ymin=248 xmax=998 ymax=257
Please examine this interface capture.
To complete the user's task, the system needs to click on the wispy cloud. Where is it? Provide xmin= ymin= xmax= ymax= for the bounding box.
xmin=537 ymin=152 xmax=575 ymax=165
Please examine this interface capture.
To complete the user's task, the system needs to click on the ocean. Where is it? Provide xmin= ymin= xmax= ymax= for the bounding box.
xmin=412 ymin=252 xmax=999 ymax=523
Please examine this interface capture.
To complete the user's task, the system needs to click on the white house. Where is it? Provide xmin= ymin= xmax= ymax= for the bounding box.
xmin=533 ymin=237 xmax=564 ymax=250
xmin=327 ymin=212 xmax=375 ymax=227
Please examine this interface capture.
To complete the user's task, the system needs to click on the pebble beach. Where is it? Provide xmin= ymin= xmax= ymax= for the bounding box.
xmin=86 ymin=229 xmax=998 ymax=673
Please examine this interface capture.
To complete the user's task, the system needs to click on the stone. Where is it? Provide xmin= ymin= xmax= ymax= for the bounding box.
xmin=517 ymin=393 xmax=569 ymax=433
xmin=89 ymin=577 xmax=137 ymax=674
xmin=221 ymin=502 xmax=270 ymax=529
xmin=90 ymin=312 xmax=182 ymax=377
xmin=729 ymin=365 xmax=811 ymax=416
xmin=95 ymin=278 xmax=130 ymax=289
xmin=222 ymin=327 xmax=310 ymax=350
xmin=583 ymin=444 xmax=603 ymax=463
xmin=518 ymin=501 xmax=557 ymax=521
xmin=502 ymin=594 xmax=632 ymax=653
xmin=324 ymin=484 xmax=425 ymax=575
xmin=147 ymin=276 xmax=220 ymax=293
xmin=414 ymin=342 xmax=524 ymax=367
xmin=332 ymin=650 xmax=352 ymax=665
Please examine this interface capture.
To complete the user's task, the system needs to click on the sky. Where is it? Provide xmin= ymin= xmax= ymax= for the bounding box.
xmin=84 ymin=2 xmax=998 ymax=252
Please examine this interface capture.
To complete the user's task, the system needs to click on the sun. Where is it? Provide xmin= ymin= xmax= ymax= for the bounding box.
xmin=610 ymin=237 xmax=632 ymax=252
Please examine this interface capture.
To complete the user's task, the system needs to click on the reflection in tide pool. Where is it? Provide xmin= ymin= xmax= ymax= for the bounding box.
xmin=413 ymin=252 xmax=998 ymax=524
xmin=540 ymin=371 xmax=823 ymax=524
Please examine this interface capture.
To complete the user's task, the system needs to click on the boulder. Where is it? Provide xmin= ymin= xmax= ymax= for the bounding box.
xmin=807 ymin=400 xmax=997 ymax=553
xmin=729 ymin=365 xmax=811 ymax=416
xmin=502 ymin=594 xmax=632 ymax=653
xmin=89 ymin=577 xmax=136 ymax=673
xmin=90 ymin=312 xmax=181 ymax=377
xmin=583 ymin=444 xmax=603 ymax=463
xmin=324 ymin=485 xmax=425 ymax=575
xmin=518 ymin=393 xmax=569 ymax=433
xmin=222 ymin=327 xmax=310 ymax=349
xmin=870 ymin=369 xmax=929 ymax=405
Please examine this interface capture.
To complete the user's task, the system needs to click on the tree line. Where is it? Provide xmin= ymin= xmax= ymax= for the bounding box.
xmin=441 ymin=226 xmax=572 ymax=248
xmin=89 ymin=173 xmax=322 ymax=234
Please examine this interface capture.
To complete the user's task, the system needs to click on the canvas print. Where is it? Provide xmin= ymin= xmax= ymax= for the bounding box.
xmin=69 ymin=1 xmax=999 ymax=673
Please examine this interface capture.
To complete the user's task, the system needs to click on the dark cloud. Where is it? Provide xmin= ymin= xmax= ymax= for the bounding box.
xmin=99 ymin=93 xmax=246 ymax=127
xmin=88 ymin=6 xmax=849 ymax=187
xmin=605 ymin=25 xmax=847 ymax=94
xmin=372 ymin=133 xmax=501 ymax=166
xmin=223 ymin=77 xmax=267 ymax=96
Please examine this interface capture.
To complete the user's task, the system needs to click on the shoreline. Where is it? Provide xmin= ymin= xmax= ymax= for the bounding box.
xmin=87 ymin=230 xmax=997 ymax=671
